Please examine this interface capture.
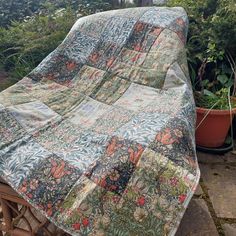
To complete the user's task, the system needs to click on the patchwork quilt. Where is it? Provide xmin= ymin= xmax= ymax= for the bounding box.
xmin=0 ymin=7 xmax=200 ymax=236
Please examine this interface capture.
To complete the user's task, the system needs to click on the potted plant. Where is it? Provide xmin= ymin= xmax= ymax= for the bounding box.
xmin=167 ymin=0 xmax=236 ymax=148
xmin=194 ymin=54 xmax=236 ymax=148
xmin=195 ymin=88 xmax=236 ymax=148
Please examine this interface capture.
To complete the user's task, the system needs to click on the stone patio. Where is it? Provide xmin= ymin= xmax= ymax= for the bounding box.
xmin=176 ymin=151 xmax=236 ymax=236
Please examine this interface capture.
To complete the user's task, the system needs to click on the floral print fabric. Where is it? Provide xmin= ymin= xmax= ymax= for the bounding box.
xmin=0 ymin=7 xmax=199 ymax=236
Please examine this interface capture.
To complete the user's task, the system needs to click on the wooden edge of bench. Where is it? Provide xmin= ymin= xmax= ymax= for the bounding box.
xmin=0 ymin=183 xmax=31 ymax=206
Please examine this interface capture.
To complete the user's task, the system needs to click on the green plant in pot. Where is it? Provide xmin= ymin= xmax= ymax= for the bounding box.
xmin=167 ymin=0 xmax=236 ymax=148
xmin=194 ymin=55 xmax=236 ymax=148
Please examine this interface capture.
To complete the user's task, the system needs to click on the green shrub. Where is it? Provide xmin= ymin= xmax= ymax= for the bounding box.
xmin=168 ymin=0 xmax=236 ymax=94
xmin=0 ymin=0 xmax=117 ymax=79
xmin=0 ymin=9 xmax=77 ymax=78
xmin=0 ymin=0 xmax=114 ymax=28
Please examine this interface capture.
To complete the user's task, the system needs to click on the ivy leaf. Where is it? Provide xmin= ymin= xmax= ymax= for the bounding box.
xmin=217 ymin=74 xmax=229 ymax=85
xmin=225 ymin=78 xmax=234 ymax=88
xmin=202 ymin=80 xmax=209 ymax=87
xmin=203 ymin=89 xmax=218 ymax=98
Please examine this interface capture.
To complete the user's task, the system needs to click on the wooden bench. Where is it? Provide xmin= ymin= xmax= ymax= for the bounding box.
xmin=0 ymin=178 xmax=67 ymax=236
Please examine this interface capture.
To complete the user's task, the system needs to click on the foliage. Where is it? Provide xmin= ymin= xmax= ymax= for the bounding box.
xmin=0 ymin=0 xmax=117 ymax=78
xmin=0 ymin=0 xmax=114 ymax=28
xmin=168 ymin=0 xmax=236 ymax=109
xmin=75 ymin=0 xmax=113 ymax=14
xmin=0 ymin=9 xmax=77 ymax=78
xmin=0 ymin=0 xmax=139 ymax=28
xmin=0 ymin=0 xmax=43 ymax=27
xmin=195 ymin=88 xmax=236 ymax=110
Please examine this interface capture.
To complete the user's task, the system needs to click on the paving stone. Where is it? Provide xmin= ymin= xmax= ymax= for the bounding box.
xmin=200 ymin=163 xmax=236 ymax=218
xmin=222 ymin=224 xmax=236 ymax=236
xmin=194 ymin=184 xmax=204 ymax=196
xmin=197 ymin=151 xmax=236 ymax=164
xmin=224 ymin=152 xmax=236 ymax=163
xmin=176 ymin=199 xmax=219 ymax=236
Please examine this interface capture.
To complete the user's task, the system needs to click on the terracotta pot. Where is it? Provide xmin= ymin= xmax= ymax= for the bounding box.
xmin=196 ymin=107 xmax=236 ymax=148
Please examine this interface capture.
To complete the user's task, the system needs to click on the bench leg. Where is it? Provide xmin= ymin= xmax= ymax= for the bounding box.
xmin=1 ymin=198 xmax=13 ymax=232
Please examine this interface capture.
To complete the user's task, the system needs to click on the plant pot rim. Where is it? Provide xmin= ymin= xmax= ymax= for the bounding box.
xmin=196 ymin=106 xmax=236 ymax=115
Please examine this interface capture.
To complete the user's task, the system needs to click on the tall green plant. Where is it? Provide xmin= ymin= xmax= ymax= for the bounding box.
xmin=168 ymin=0 xmax=236 ymax=96
xmin=0 ymin=8 xmax=77 ymax=78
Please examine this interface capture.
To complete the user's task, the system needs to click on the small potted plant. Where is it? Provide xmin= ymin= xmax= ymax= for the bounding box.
xmin=195 ymin=88 xmax=236 ymax=148
xmin=194 ymin=56 xmax=236 ymax=148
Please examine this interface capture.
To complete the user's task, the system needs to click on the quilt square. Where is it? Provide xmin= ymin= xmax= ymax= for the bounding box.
xmin=109 ymin=59 xmax=165 ymax=88
xmin=21 ymin=77 xmax=66 ymax=98
xmin=115 ymin=112 xmax=169 ymax=146
xmin=27 ymin=49 xmax=58 ymax=81
xmin=141 ymin=89 xmax=183 ymax=116
xmin=78 ymin=15 xmax=108 ymax=38
xmin=54 ymin=176 xmax=98 ymax=234
xmin=163 ymin=62 xmax=187 ymax=89
xmin=143 ymin=29 xmax=184 ymax=71
xmin=85 ymin=136 xmax=144 ymax=195
xmin=149 ymin=117 xmax=197 ymax=174
xmin=126 ymin=22 xmax=162 ymax=52
xmin=91 ymin=74 xmax=130 ymax=105
xmin=34 ymin=120 xmax=84 ymax=154
xmin=63 ymin=31 xmax=99 ymax=63
xmin=42 ymin=88 xmax=85 ymax=115
xmin=0 ymin=137 xmax=50 ymax=187
xmin=0 ymin=108 xmax=26 ymax=149
xmin=168 ymin=16 xmax=188 ymax=44
xmin=67 ymin=97 xmax=110 ymax=128
xmin=18 ymin=155 xmax=81 ymax=217
xmin=139 ymin=8 xmax=185 ymax=28
xmin=0 ymin=82 xmax=36 ymax=107
xmin=20 ymin=78 xmax=85 ymax=115
xmin=116 ymin=149 xmax=194 ymax=234
xmin=29 ymin=54 xmax=83 ymax=86
xmin=91 ymin=106 xmax=134 ymax=135
xmin=61 ymin=130 xmax=109 ymax=170
xmin=37 ymin=127 xmax=109 ymax=171
xmin=55 ymin=175 xmax=120 ymax=235
xmin=113 ymin=48 xmax=147 ymax=67
xmin=35 ymin=121 xmax=109 ymax=172
xmin=88 ymin=41 xmax=122 ymax=70
xmin=8 ymin=101 xmax=61 ymax=133
xmin=100 ymin=16 xmax=136 ymax=45
xmin=70 ymin=65 xmax=105 ymax=95
xmin=127 ymin=148 xmax=196 ymax=206
xmin=130 ymin=67 xmax=165 ymax=88
xmin=114 ymin=83 xmax=159 ymax=111
xmin=176 ymin=47 xmax=189 ymax=78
